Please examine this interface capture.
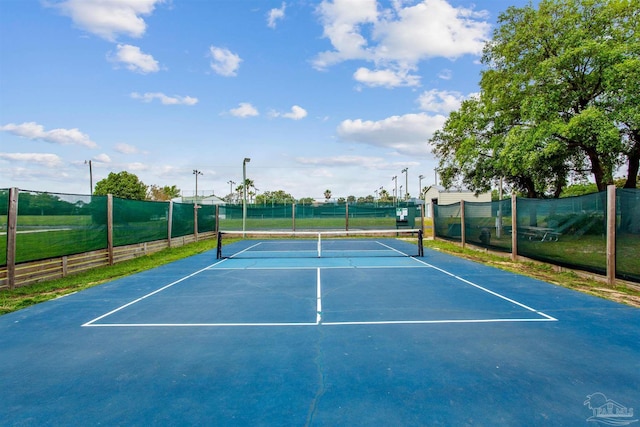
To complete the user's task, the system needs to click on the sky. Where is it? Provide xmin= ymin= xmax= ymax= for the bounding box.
xmin=0 ymin=0 xmax=533 ymax=201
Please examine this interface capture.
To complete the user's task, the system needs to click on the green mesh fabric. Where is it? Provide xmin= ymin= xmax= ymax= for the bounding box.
xmin=196 ymin=204 xmax=217 ymax=233
xmin=112 ymin=197 xmax=169 ymax=246
xmin=348 ymin=205 xmax=397 ymax=229
xmin=0 ymin=189 xmax=10 ymax=265
xmin=216 ymin=203 xmax=421 ymax=231
xmin=433 ymin=202 xmax=462 ymax=242
xmin=13 ymin=191 xmax=108 ymax=263
xmin=171 ymin=202 xmax=194 ymax=238
xmin=516 ymin=193 xmax=607 ymax=275
xmin=463 ymin=199 xmax=512 ymax=253
xmin=617 ymin=189 xmax=640 ymax=281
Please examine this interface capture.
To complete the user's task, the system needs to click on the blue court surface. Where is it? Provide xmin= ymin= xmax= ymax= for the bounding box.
xmin=1 ymin=238 xmax=638 ymax=426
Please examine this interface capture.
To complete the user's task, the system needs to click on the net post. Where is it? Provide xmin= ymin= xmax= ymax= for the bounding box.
xmin=418 ymin=229 xmax=424 ymax=257
xmin=216 ymin=231 xmax=223 ymax=259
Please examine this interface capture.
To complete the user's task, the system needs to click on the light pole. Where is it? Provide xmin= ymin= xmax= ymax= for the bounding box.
xmin=193 ymin=169 xmax=202 ymax=206
xmin=242 ymin=158 xmax=251 ymax=235
xmin=402 ymin=168 xmax=408 ymax=201
xmin=419 ymin=174 xmax=424 ymax=200
xmin=392 ymin=176 xmax=397 ymax=206
xmin=227 ymin=180 xmax=235 ymax=203
xmin=85 ymin=160 xmax=93 ymax=195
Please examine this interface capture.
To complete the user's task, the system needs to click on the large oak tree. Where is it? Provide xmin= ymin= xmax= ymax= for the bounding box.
xmin=431 ymin=0 xmax=639 ymax=197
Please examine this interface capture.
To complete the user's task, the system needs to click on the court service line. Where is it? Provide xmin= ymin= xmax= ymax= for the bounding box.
xmin=322 ymin=318 xmax=556 ymax=326
xmin=375 ymin=241 xmax=412 ymax=257
xmin=410 ymin=257 xmax=558 ymax=321
xmin=316 ymin=268 xmax=322 ymax=324
xmin=82 ymin=258 xmax=229 ymax=327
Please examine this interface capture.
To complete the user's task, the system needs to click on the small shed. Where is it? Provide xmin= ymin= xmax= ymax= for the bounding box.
xmin=175 ymin=194 xmax=226 ymax=205
xmin=423 ymin=186 xmax=491 ymax=217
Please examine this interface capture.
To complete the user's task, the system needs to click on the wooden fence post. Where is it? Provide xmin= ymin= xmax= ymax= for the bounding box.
xmin=168 ymin=201 xmax=173 ymax=247
xmin=460 ymin=200 xmax=466 ymax=248
xmin=6 ymin=188 xmax=18 ymax=290
xmin=193 ymin=203 xmax=199 ymax=241
xmin=107 ymin=194 xmax=114 ymax=265
xmin=345 ymin=203 xmax=349 ymax=231
xmin=606 ymin=185 xmax=616 ymax=287
xmin=292 ymin=203 xmax=296 ymax=231
xmin=511 ymin=193 xmax=518 ymax=261
xmin=431 ymin=198 xmax=437 ymax=239
xmin=215 ymin=204 xmax=219 ymax=234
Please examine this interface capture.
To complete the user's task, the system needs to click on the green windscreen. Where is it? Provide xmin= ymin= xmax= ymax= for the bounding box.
xmin=13 ymin=191 xmax=108 ymax=264
xmin=112 ymin=197 xmax=169 ymax=246
xmin=617 ymin=189 xmax=640 ymax=281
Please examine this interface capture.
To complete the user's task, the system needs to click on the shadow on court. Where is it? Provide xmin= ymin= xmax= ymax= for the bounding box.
xmin=1 ymin=241 xmax=638 ymax=426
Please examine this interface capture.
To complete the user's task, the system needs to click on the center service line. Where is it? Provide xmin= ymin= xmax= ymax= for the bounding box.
xmin=316 ymin=268 xmax=322 ymax=324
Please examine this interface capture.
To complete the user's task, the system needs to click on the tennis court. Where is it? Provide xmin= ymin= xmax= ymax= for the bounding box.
xmin=1 ymin=233 xmax=638 ymax=426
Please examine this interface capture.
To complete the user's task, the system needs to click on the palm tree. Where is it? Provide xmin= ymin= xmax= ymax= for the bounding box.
xmin=324 ymin=189 xmax=332 ymax=203
xmin=236 ymin=179 xmax=257 ymax=204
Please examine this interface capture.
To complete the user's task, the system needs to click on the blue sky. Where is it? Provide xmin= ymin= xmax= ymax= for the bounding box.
xmin=1 ymin=0 xmax=531 ymax=200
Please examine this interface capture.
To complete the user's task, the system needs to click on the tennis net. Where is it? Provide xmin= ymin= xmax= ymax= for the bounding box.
xmin=216 ymin=229 xmax=424 ymax=259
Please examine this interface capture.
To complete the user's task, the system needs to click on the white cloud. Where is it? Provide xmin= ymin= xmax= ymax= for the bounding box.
xmin=267 ymin=2 xmax=286 ymax=29
xmin=53 ymin=0 xmax=164 ymax=41
xmin=336 ymin=112 xmax=446 ymax=156
xmin=209 ymin=46 xmax=242 ymax=77
xmin=131 ymin=92 xmax=198 ymax=105
xmin=437 ymin=68 xmax=453 ymax=80
xmin=127 ymin=162 xmax=148 ymax=171
xmin=93 ymin=153 xmax=112 ymax=163
xmin=114 ymin=143 xmax=140 ymax=154
xmin=417 ymin=89 xmax=464 ymax=113
xmin=313 ymin=0 xmax=378 ymax=69
xmin=372 ymin=0 xmax=490 ymax=62
xmin=271 ymin=105 xmax=308 ymax=120
xmin=109 ymin=44 xmax=160 ymax=74
xmin=314 ymin=0 xmax=491 ymax=87
xmin=353 ymin=67 xmax=419 ymax=88
xmin=229 ymin=102 xmax=259 ymax=118
xmin=0 ymin=122 xmax=97 ymax=148
xmin=296 ymin=155 xmax=386 ymax=168
xmin=0 ymin=152 xmax=64 ymax=167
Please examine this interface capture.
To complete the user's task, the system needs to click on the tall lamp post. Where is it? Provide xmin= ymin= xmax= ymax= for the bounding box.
xmin=401 ymin=168 xmax=408 ymax=201
xmin=392 ymin=175 xmax=397 ymax=206
xmin=227 ymin=180 xmax=236 ymax=203
xmin=418 ymin=174 xmax=424 ymax=200
xmin=193 ymin=169 xmax=202 ymax=206
xmin=85 ymin=160 xmax=93 ymax=195
xmin=242 ymin=158 xmax=251 ymax=235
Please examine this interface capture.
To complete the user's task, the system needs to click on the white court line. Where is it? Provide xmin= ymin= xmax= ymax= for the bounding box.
xmin=84 ymin=245 xmax=557 ymax=327
xmin=85 ymin=322 xmax=318 ymax=327
xmin=408 ymin=256 xmax=558 ymax=322
xmin=375 ymin=241 xmax=412 ymax=256
xmin=316 ymin=268 xmax=322 ymax=323
xmin=82 ymin=258 xmax=229 ymax=327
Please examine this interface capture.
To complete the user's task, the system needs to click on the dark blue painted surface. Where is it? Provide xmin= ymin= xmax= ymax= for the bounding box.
xmin=1 ymin=241 xmax=638 ymax=426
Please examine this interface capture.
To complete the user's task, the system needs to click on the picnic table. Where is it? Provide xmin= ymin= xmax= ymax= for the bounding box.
xmin=519 ymin=226 xmax=561 ymax=242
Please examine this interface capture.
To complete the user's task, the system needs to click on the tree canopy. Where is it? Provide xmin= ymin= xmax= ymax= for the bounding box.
xmin=255 ymin=190 xmax=296 ymax=205
xmin=147 ymin=185 xmax=181 ymax=201
xmin=93 ymin=171 xmax=148 ymax=200
xmin=431 ymin=0 xmax=639 ymax=198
